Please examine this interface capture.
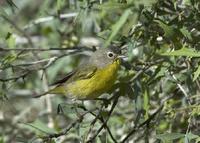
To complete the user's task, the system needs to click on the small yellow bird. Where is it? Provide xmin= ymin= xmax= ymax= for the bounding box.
xmin=35 ymin=46 xmax=122 ymax=100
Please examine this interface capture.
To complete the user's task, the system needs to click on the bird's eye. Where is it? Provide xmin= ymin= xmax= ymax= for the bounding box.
xmin=107 ymin=52 xmax=114 ymax=58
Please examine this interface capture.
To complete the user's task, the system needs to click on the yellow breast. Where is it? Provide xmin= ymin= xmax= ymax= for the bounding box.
xmin=66 ymin=59 xmax=120 ymax=99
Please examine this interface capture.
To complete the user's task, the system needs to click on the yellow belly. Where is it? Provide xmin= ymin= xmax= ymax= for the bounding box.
xmin=66 ymin=60 xmax=120 ymax=99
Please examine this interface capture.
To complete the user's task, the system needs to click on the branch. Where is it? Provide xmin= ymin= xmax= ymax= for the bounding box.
xmin=120 ymin=105 xmax=164 ymax=143
xmin=79 ymin=105 xmax=118 ymax=143
xmin=12 ymin=57 xmax=57 ymax=67
xmin=0 ymin=50 xmax=89 ymax=82
xmin=0 ymin=46 xmax=93 ymax=52
xmin=86 ymin=94 xmax=119 ymax=142
xmin=1 ymin=15 xmax=33 ymax=47
xmin=0 ymin=71 xmax=29 ymax=82
xmin=170 ymin=72 xmax=191 ymax=105
xmin=24 ymin=12 xmax=78 ymax=29
xmin=41 ymin=110 xmax=91 ymax=142
xmin=120 ymin=94 xmax=174 ymax=143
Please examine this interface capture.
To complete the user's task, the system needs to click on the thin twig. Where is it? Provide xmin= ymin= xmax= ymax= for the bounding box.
xmin=0 ymin=46 xmax=93 ymax=52
xmin=24 ymin=12 xmax=78 ymax=29
xmin=77 ymin=102 xmax=118 ymax=142
xmin=120 ymin=94 xmax=174 ymax=142
xmin=170 ymin=72 xmax=191 ymax=105
xmin=41 ymin=110 xmax=90 ymax=141
xmin=21 ymin=122 xmax=50 ymax=135
xmin=120 ymin=105 xmax=163 ymax=143
xmin=86 ymin=95 xmax=119 ymax=143
xmin=83 ymin=106 xmax=118 ymax=143
xmin=129 ymin=65 xmax=150 ymax=83
xmin=39 ymin=69 xmax=54 ymax=128
xmin=0 ymin=51 xmax=85 ymax=83
xmin=170 ymin=72 xmax=193 ymax=140
xmin=12 ymin=57 xmax=57 ymax=67
xmin=0 ymin=71 xmax=29 ymax=82
xmin=1 ymin=15 xmax=33 ymax=47
xmin=84 ymin=104 xmax=104 ymax=141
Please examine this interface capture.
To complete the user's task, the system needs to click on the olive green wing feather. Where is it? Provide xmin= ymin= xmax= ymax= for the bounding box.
xmin=50 ymin=66 xmax=97 ymax=86
xmin=67 ymin=66 xmax=97 ymax=82
xmin=48 ymin=66 xmax=97 ymax=94
xmin=33 ymin=66 xmax=97 ymax=98
xmin=50 ymin=71 xmax=75 ymax=86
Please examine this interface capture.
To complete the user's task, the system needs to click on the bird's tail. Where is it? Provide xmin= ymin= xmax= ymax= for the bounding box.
xmin=33 ymin=86 xmax=65 ymax=98
xmin=33 ymin=91 xmax=50 ymax=98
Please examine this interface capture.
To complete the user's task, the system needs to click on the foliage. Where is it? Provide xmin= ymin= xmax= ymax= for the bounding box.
xmin=1 ymin=0 xmax=200 ymax=142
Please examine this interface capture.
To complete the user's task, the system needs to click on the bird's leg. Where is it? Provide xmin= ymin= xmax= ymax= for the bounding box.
xmin=57 ymin=103 xmax=67 ymax=114
xmin=93 ymin=97 xmax=111 ymax=107
xmin=71 ymin=99 xmax=86 ymax=117
xmin=56 ymin=100 xmax=82 ymax=115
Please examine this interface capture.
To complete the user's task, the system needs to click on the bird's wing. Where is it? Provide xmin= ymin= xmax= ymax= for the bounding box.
xmin=69 ymin=66 xmax=97 ymax=81
xmin=51 ymin=66 xmax=97 ymax=86
xmin=50 ymin=71 xmax=75 ymax=86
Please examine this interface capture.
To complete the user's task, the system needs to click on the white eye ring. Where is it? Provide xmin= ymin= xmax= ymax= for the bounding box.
xmin=107 ymin=52 xmax=114 ymax=58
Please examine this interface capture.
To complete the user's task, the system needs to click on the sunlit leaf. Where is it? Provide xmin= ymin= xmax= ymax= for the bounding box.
xmin=154 ymin=20 xmax=176 ymax=38
xmin=143 ymin=89 xmax=149 ymax=119
xmin=56 ymin=0 xmax=64 ymax=12
xmin=97 ymin=2 xmax=128 ymax=10
xmin=0 ymin=136 xmax=4 ymax=143
xmin=185 ymin=132 xmax=199 ymax=141
xmin=1 ymin=53 xmax=17 ymax=67
xmin=21 ymin=119 xmax=56 ymax=135
xmin=193 ymin=65 xmax=200 ymax=81
xmin=5 ymin=32 xmax=16 ymax=48
xmin=105 ymin=9 xmax=132 ymax=46
xmin=156 ymin=133 xmax=185 ymax=142
xmin=180 ymin=27 xmax=192 ymax=41
xmin=161 ymin=47 xmax=200 ymax=57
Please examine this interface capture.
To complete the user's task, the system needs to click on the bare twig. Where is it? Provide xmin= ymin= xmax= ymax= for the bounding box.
xmin=41 ymin=109 xmax=95 ymax=141
xmin=24 ymin=12 xmax=78 ymax=29
xmin=0 ymin=50 xmax=86 ymax=83
xmin=129 ymin=65 xmax=150 ymax=83
xmin=170 ymin=72 xmax=191 ymax=105
xmin=120 ymin=105 xmax=163 ymax=143
xmin=0 ymin=46 xmax=93 ymax=52
xmin=0 ymin=71 xmax=29 ymax=82
xmin=86 ymin=94 xmax=119 ymax=143
xmin=1 ymin=15 xmax=33 ymax=47
xmin=79 ymin=105 xmax=118 ymax=143
xmin=39 ymin=70 xmax=54 ymax=128
xmin=170 ymin=72 xmax=194 ymax=140
xmin=12 ymin=57 xmax=57 ymax=67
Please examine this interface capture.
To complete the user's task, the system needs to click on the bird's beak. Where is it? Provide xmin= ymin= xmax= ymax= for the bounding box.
xmin=117 ymin=55 xmax=128 ymax=61
xmin=118 ymin=55 xmax=126 ymax=59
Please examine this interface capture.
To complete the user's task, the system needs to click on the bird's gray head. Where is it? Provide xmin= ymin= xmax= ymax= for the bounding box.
xmin=89 ymin=46 xmax=121 ymax=68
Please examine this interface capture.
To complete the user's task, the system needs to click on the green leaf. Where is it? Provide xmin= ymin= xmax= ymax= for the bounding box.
xmin=143 ymin=89 xmax=149 ymax=119
xmin=105 ymin=9 xmax=132 ymax=47
xmin=1 ymin=53 xmax=17 ymax=67
xmin=0 ymin=136 xmax=4 ymax=143
xmin=21 ymin=119 xmax=56 ymax=135
xmin=195 ymin=137 xmax=200 ymax=143
xmin=185 ymin=132 xmax=199 ymax=141
xmin=156 ymin=133 xmax=185 ymax=142
xmin=161 ymin=47 xmax=200 ymax=57
xmin=6 ymin=32 xmax=16 ymax=48
xmin=56 ymin=0 xmax=64 ymax=12
xmin=180 ymin=27 xmax=192 ymax=41
xmin=97 ymin=2 xmax=128 ymax=10
xmin=154 ymin=20 xmax=175 ymax=38
xmin=193 ymin=65 xmax=200 ymax=81
xmin=136 ymin=94 xmax=142 ymax=111
xmin=6 ymin=0 xmax=18 ymax=9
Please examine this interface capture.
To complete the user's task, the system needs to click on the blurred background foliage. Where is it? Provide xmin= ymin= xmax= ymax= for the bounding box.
xmin=1 ymin=0 xmax=200 ymax=142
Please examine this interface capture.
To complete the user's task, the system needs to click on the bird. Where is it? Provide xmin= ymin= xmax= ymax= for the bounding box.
xmin=34 ymin=46 xmax=122 ymax=100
